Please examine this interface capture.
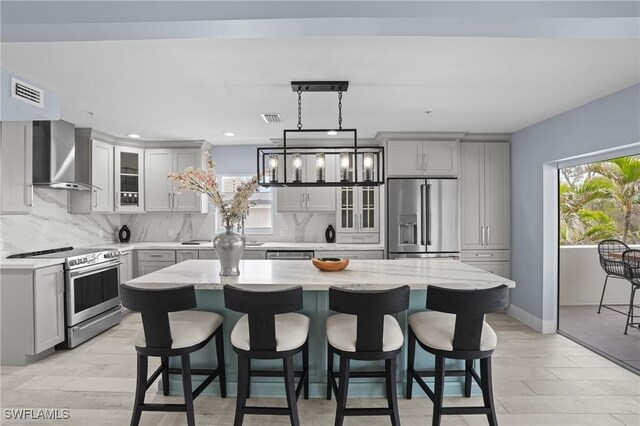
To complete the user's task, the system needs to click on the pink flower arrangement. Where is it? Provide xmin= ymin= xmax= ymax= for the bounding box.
xmin=168 ymin=152 xmax=259 ymax=227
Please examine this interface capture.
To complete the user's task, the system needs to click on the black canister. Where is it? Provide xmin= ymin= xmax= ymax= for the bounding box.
xmin=118 ymin=225 xmax=131 ymax=243
xmin=325 ymin=224 xmax=336 ymax=243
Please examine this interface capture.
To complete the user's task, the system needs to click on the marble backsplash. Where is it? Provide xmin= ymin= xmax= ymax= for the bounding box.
xmin=121 ymin=211 xmax=335 ymax=243
xmin=1 ymin=189 xmax=337 ymax=257
xmin=0 ymin=188 xmax=120 ymax=256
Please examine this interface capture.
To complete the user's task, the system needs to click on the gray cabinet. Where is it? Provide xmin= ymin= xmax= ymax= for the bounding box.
xmin=315 ymin=250 xmax=384 ymax=260
xmin=277 ymin=155 xmax=336 ymax=212
xmin=199 ymin=250 xmax=218 ymax=260
xmin=460 ymin=142 xmax=510 ymax=250
xmin=69 ymin=137 xmax=115 ymax=213
xmin=387 ymin=140 xmax=458 ymax=177
xmin=0 ymin=121 xmax=33 ymax=214
xmin=177 ymin=250 xmax=199 ymax=263
xmin=335 ymin=186 xmax=379 ymax=243
xmin=145 ymin=148 xmax=203 ymax=212
xmin=115 ymin=146 xmax=145 ymax=213
xmin=120 ymin=251 xmax=133 ymax=284
xmin=1 ymin=264 xmax=64 ymax=365
xmin=34 ymin=266 xmax=65 ymax=353
xmin=242 ymin=250 xmax=266 ymax=260
xmin=137 ymin=250 xmax=176 ymax=277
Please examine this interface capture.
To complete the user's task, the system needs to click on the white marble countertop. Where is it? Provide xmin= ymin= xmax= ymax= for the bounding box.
xmin=1 ymin=242 xmax=384 ymax=270
xmin=0 ymin=258 xmax=66 ymax=270
xmin=98 ymin=242 xmax=385 ymax=252
xmin=126 ymin=259 xmax=515 ymax=291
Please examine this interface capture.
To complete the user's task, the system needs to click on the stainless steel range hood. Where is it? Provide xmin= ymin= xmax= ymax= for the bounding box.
xmin=32 ymin=120 xmax=93 ymax=190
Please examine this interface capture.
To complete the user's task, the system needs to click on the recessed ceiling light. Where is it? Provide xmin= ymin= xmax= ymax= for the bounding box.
xmin=223 ymin=132 xmax=236 ymax=137
xmin=327 ymin=130 xmax=338 ymax=136
xmin=127 ymin=133 xmax=141 ymax=138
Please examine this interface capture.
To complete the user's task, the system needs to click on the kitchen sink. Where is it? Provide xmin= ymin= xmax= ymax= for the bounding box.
xmin=245 ymin=241 xmax=265 ymax=247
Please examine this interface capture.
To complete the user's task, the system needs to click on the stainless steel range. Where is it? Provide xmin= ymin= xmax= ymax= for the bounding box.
xmin=8 ymin=246 xmax=123 ymax=347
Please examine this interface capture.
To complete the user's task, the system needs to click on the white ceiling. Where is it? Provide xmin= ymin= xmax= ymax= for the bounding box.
xmin=1 ymin=36 xmax=638 ymax=144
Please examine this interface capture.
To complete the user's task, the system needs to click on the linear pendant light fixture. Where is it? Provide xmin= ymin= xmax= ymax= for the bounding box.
xmin=257 ymin=81 xmax=384 ymax=187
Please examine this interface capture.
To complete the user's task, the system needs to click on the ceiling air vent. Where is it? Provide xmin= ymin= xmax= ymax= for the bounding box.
xmin=260 ymin=113 xmax=281 ymax=124
xmin=11 ymin=77 xmax=44 ymax=108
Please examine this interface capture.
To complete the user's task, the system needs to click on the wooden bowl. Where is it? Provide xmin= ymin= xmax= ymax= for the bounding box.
xmin=312 ymin=257 xmax=349 ymax=272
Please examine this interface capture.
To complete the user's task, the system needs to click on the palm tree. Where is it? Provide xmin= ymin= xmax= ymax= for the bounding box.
xmin=590 ymin=157 xmax=640 ymax=243
xmin=559 ymin=177 xmax=612 ymax=244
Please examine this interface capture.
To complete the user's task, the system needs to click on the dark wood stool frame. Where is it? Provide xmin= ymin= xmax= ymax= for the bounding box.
xmin=597 ymin=239 xmax=633 ymax=316
xmin=223 ymin=285 xmax=309 ymax=426
xmin=406 ymin=285 xmax=509 ymax=426
xmin=622 ymin=249 xmax=640 ymax=334
xmin=120 ymin=284 xmax=226 ymax=426
xmin=326 ymin=285 xmax=410 ymax=426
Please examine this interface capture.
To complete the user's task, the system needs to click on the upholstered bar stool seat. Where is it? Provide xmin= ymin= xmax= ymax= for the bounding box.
xmin=134 ymin=311 xmax=224 ymax=349
xmin=120 ymin=284 xmax=226 ymax=426
xmin=408 ymin=311 xmax=497 ymax=352
xmin=224 ymin=285 xmax=309 ymax=426
xmin=231 ymin=312 xmax=310 ymax=352
xmin=326 ymin=286 xmax=410 ymax=426
xmin=326 ymin=313 xmax=404 ymax=353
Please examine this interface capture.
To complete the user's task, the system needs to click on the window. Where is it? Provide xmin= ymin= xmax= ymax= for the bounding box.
xmin=215 ymin=175 xmax=273 ymax=234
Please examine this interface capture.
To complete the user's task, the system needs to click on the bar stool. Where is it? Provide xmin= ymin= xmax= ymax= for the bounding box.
xmin=120 ymin=284 xmax=226 ymax=426
xmin=622 ymin=249 xmax=640 ymax=334
xmin=326 ymin=285 xmax=410 ymax=426
xmin=597 ymin=239 xmax=630 ymax=314
xmin=223 ymin=285 xmax=310 ymax=426
xmin=406 ymin=285 xmax=508 ymax=426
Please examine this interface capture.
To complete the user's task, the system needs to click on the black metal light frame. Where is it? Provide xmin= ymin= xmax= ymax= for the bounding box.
xmin=257 ymin=81 xmax=385 ymax=188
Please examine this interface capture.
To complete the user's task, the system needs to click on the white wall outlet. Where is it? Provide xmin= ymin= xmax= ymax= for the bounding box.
xmin=98 ymin=229 xmax=104 ymax=238
xmin=279 ymin=228 xmax=289 ymax=236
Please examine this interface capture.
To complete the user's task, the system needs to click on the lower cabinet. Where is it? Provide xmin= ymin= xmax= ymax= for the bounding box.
xmin=137 ymin=250 xmax=176 ymax=277
xmin=120 ymin=251 xmax=133 ymax=284
xmin=33 ymin=266 xmax=66 ymax=354
xmin=242 ymin=250 xmax=266 ymax=260
xmin=315 ymin=250 xmax=385 ymax=260
xmin=199 ymin=250 xmax=218 ymax=260
xmin=1 ymin=264 xmax=65 ymax=365
xmin=176 ymin=250 xmax=199 ymax=263
xmin=461 ymin=250 xmax=510 ymax=279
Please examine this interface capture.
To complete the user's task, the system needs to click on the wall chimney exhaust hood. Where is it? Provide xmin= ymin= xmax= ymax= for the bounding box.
xmin=32 ymin=120 xmax=95 ymax=190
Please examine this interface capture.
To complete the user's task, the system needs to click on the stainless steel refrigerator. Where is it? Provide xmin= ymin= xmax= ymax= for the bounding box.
xmin=387 ymin=178 xmax=460 ymax=258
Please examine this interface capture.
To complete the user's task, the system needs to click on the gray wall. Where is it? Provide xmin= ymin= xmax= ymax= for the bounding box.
xmin=510 ymin=84 xmax=640 ymax=323
xmin=211 ymin=145 xmax=261 ymax=175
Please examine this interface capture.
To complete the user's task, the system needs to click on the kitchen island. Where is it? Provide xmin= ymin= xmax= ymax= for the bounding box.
xmin=126 ymin=259 xmax=515 ymax=398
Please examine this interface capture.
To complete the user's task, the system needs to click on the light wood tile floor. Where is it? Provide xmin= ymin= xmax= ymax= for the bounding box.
xmin=1 ymin=313 xmax=638 ymax=425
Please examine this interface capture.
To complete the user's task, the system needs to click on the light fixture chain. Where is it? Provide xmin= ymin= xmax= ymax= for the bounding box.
xmin=297 ymin=89 xmax=302 ymax=130
xmin=338 ymin=91 xmax=343 ymax=130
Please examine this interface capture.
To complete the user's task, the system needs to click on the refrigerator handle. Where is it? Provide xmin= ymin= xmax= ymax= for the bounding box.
xmin=427 ymin=183 xmax=432 ymax=246
xmin=420 ymin=184 xmax=426 ymax=246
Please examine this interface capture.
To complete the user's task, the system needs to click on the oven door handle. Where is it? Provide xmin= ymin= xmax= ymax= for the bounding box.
xmin=69 ymin=261 xmax=123 ymax=278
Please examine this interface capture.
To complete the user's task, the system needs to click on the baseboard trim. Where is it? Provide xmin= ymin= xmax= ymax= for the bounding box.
xmin=507 ymin=304 xmax=556 ymax=334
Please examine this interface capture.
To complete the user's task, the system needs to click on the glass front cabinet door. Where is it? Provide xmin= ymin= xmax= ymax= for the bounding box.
xmin=337 ymin=186 xmax=379 ymax=234
xmin=114 ymin=146 xmax=145 ymax=212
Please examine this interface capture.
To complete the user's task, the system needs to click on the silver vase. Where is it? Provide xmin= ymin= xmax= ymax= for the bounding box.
xmin=213 ymin=226 xmax=245 ymax=276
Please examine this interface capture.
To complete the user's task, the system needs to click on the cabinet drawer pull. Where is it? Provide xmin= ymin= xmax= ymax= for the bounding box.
xmin=150 ymin=254 xmax=163 ymax=258
xmin=476 ymin=254 xmax=494 ymax=257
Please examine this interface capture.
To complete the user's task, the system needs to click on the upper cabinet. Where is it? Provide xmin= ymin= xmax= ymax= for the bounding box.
xmin=145 ymin=148 xmax=203 ymax=212
xmin=387 ymin=140 xmax=458 ymax=177
xmin=0 ymin=121 xmax=33 ymax=214
xmin=335 ymin=186 xmax=380 ymax=243
xmin=460 ymin=142 xmax=510 ymax=250
xmin=115 ymin=146 xmax=145 ymax=213
xmin=69 ymin=138 xmax=115 ymax=214
xmin=276 ymin=154 xmax=337 ymax=212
